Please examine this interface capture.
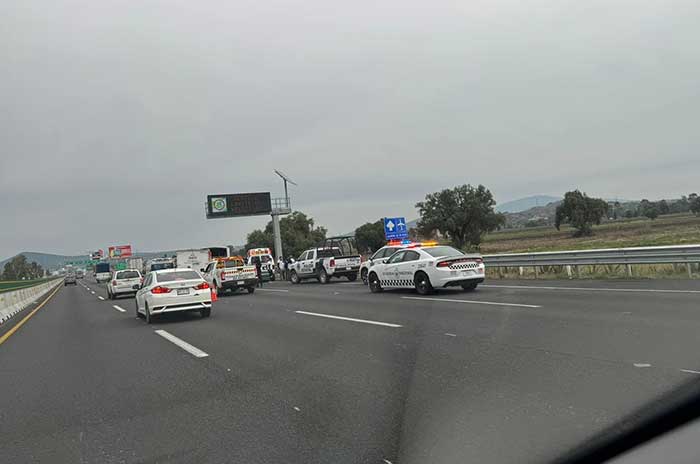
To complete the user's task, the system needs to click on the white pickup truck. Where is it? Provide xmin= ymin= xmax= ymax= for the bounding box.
xmin=202 ymin=257 xmax=259 ymax=294
xmin=289 ymin=236 xmax=362 ymax=284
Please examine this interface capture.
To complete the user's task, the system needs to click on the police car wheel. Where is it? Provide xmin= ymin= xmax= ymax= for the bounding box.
xmin=360 ymin=268 xmax=368 ymax=284
xmin=414 ymin=272 xmax=434 ymax=295
xmin=368 ymin=273 xmax=382 ymax=293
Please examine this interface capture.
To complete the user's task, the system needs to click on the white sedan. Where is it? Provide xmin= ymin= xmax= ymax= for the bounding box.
xmin=135 ymin=268 xmax=212 ymax=323
xmin=359 ymin=244 xmax=408 ymax=284
xmin=367 ymin=245 xmax=485 ymax=295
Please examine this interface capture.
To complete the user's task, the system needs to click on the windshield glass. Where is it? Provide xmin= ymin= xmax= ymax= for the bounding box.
xmin=155 ymin=270 xmax=200 ymax=282
xmin=150 ymin=263 xmax=173 ymax=270
xmin=3 ymin=3 xmax=698 ymax=464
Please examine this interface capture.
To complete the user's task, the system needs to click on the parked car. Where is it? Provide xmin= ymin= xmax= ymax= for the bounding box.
xmin=107 ymin=269 xmax=142 ymax=299
xmin=289 ymin=236 xmax=361 ymax=284
xmin=135 ymin=268 xmax=212 ymax=323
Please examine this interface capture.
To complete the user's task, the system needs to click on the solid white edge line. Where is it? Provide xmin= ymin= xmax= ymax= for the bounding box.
xmin=113 ymin=305 xmax=126 ymax=312
xmin=256 ymin=288 xmax=290 ymax=292
xmin=98 ymin=296 xmax=105 ymax=300
xmin=401 ymin=296 xmax=541 ymax=308
xmin=295 ymin=310 xmax=402 ymax=328
xmin=154 ymin=330 xmax=209 ymax=358
xmin=91 ymin=291 xmax=95 ymax=295
xmin=681 ymin=369 xmax=700 ymax=374
xmin=482 ymin=284 xmax=700 ymax=294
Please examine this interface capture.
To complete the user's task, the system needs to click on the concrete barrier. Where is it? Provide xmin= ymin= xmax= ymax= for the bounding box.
xmin=0 ymin=278 xmax=63 ymax=325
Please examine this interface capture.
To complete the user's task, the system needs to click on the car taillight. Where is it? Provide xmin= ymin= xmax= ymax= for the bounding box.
xmin=112 ymin=280 xmax=117 ymax=286
xmin=195 ymin=281 xmax=210 ymax=290
xmin=220 ymin=271 xmax=226 ymax=281
xmin=474 ymin=258 xmax=483 ymax=264
xmin=436 ymin=261 xmax=451 ymax=267
xmin=330 ymin=258 xmax=335 ymax=267
xmin=151 ymin=286 xmax=171 ymax=294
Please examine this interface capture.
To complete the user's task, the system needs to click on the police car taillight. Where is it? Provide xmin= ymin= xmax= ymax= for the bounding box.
xmin=330 ymin=258 xmax=335 ymax=267
xmin=436 ymin=261 xmax=451 ymax=268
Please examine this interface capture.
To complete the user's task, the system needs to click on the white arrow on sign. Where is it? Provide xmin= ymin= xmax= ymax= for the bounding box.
xmin=386 ymin=220 xmax=395 ymax=231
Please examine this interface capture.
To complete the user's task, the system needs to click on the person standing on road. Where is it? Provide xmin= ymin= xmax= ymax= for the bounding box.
xmin=278 ymin=256 xmax=285 ymax=280
xmin=252 ymin=256 xmax=263 ymax=287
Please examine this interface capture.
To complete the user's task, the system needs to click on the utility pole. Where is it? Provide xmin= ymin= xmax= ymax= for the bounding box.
xmin=272 ymin=170 xmax=296 ymax=263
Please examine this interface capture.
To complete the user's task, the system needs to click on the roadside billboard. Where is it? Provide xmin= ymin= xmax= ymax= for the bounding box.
xmin=108 ymin=245 xmax=133 ymax=258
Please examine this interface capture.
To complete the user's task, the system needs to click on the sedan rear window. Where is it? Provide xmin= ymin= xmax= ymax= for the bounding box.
xmin=156 ymin=270 xmax=200 ymax=282
xmin=422 ymin=246 xmax=464 ymax=258
xmin=116 ymin=271 xmax=140 ymax=279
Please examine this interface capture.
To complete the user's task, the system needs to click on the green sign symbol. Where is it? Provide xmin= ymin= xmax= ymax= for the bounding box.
xmin=212 ymin=197 xmax=227 ymax=212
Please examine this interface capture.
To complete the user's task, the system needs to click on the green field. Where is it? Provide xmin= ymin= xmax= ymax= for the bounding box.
xmin=0 ymin=278 xmax=55 ymax=294
xmin=481 ymin=213 xmax=700 ymax=254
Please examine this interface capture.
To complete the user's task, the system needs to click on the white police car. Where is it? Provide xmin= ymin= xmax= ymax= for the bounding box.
xmin=367 ymin=244 xmax=484 ymax=295
xmin=359 ymin=242 xmax=410 ymax=284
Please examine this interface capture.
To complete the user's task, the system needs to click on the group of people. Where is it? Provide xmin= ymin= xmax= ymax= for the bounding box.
xmin=248 ymin=256 xmax=295 ymax=286
xmin=276 ymin=256 xmax=295 ymax=281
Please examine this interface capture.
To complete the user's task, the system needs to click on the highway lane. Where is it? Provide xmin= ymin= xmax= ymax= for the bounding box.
xmin=1 ymin=277 xmax=699 ymax=463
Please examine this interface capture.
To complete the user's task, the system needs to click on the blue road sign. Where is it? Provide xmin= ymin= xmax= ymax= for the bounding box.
xmin=384 ymin=217 xmax=409 ymax=240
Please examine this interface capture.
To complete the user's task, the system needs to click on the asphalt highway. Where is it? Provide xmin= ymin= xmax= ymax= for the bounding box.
xmin=2 ymin=276 xmax=700 ymax=463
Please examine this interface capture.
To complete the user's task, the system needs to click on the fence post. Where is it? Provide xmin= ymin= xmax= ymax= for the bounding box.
xmin=566 ymin=265 xmax=573 ymax=279
xmin=688 ymin=263 xmax=693 ymax=278
xmin=626 ymin=265 xmax=633 ymax=277
xmin=519 ymin=266 xmax=524 ymax=277
xmin=534 ymin=266 xmax=538 ymax=279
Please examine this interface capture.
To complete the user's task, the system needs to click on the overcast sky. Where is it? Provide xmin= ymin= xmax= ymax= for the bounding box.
xmin=2 ymin=0 xmax=699 ymax=259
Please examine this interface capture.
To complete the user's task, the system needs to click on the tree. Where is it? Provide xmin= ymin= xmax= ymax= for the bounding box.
xmin=416 ymin=184 xmax=505 ymax=250
xmin=657 ymin=200 xmax=670 ymax=215
xmin=1 ymin=254 xmax=44 ymax=280
xmin=639 ymin=199 xmax=659 ymax=220
xmin=554 ymin=190 xmax=608 ymax=236
xmin=690 ymin=193 xmax=700 ymax=215
xmin=244 ymin=211 xmax=327 ymax=260
xmin=354 ymin=220 xmax=386 ymax=253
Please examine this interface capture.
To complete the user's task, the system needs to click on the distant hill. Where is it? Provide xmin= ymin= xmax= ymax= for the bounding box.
xmin=1 ymin=250 xmax=178 ymax=272
xmin=495 ymin=195 xmax=561 ymax=213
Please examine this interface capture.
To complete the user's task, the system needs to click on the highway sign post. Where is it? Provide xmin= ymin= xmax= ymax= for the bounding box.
xmin=383 ymin=217 xmax=409 ymax=240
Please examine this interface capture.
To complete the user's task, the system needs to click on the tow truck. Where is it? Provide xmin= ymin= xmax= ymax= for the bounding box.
xmin=202 ymin=256 xmax=258 ymax=294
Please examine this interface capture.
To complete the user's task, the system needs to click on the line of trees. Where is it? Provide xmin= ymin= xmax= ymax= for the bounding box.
xmin=244 ymin=211 xmax=327 ymax=260
xmin=2 ymin=255 xmax=45 ymax=280
xmin=240 ymin=188 xmax=700 ymax=258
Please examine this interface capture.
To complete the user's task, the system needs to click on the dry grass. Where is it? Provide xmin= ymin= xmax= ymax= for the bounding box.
xmin=480 ymin=213 xmax=700 ymax=254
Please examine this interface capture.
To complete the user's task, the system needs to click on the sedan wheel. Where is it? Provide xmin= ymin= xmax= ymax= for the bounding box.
xmin=145 ymin=303 xmax=153 ymax=324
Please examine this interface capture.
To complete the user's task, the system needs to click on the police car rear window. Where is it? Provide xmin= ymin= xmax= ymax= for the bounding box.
xmin=423 ymin=246 xmax=463 ymax=258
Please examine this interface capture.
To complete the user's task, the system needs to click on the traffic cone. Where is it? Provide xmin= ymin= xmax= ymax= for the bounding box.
xmin=211 ymin=287 xmax=218 ymax=302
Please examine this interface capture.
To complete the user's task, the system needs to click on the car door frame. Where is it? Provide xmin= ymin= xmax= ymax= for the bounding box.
xmin=380 ymin=250 xmax=407 ymax=288
xmin=136 ymin=272 xmax=153 ymax=312
xmin=397 ymin=249 xmax=421 ymax=287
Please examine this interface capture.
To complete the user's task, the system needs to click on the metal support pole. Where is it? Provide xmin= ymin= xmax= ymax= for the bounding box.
xmin=566 ymin=265 xmax=572 ymax=279
xmin=626 ymin=264 xmax=633 ymax=277
xmin=688 ymin=262 xmax=693 ymax=278
xmin=519 ymin=266 xmax=524 ymax=276
xmin=272 ymin=214 xmax=283 ymax=264
xmin=534 ymin=266 xmax=538 ymax=279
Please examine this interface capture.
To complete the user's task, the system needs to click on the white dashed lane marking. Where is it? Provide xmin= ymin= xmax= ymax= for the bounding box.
xmin=113 ymin=305 xmax=126 ymax=313
xmin=295 ymin=311 xmax=402 ymax=328
xmin=154 ymin=330 xmax=209 ymax=358
xmin=402 ymin=296 xmax=541 ymax=308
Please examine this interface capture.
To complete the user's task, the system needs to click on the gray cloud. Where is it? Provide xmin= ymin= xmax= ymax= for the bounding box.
xmin=2 ymin=0 xmax=699 ymax=258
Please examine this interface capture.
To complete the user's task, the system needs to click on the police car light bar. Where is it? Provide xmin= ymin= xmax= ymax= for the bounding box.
xmin=386 ymin=240 xmax=439 ymax=247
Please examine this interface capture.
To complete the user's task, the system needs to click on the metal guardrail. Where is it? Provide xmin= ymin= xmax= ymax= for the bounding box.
xmin=483 ymin=244 xmax=700 ymax=277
